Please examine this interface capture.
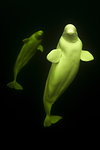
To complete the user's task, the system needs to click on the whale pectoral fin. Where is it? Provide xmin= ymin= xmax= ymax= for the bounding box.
xmin=37 ymin=45 xmax=43 ymax=52
xmin=23 ymin=38 xmax=30 ymax=43
xmin=47 ymin=49 xmax=62 ymax=63
xmin=80 ymin=50 xmax=94 ymax=61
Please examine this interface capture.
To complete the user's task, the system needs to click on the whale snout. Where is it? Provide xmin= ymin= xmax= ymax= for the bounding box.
xmin=63 ymin=24 xmax=78 ymax=42
xmin=35 ymin=30 xmax=44 ymax=40
xmin=65 ymin=24 xmax=77 ymax=35
xmin=38 ymin=30 xmax=44 ymax=36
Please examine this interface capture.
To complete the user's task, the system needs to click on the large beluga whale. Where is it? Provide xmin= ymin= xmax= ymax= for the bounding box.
xmin=7 ymin=30 xmax=44 ymax=90
xmin=43 ymin=24 xmax=94 ymax=127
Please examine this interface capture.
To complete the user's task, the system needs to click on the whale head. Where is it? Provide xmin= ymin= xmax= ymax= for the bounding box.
xmin=62 ymin=24 xmax=78 ymax=42
xmin=34 ymin=30 xmax=44 ymax=40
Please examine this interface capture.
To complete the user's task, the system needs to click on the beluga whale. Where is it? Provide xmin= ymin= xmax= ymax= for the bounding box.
xmin=7 ymin=30 xmax=44 ymax=90
xmin=43 ymin=24 xmax=94 ymax=127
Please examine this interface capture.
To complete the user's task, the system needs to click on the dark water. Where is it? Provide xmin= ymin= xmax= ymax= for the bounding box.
xmin=1 ymin=1 xmax=100 ymax=133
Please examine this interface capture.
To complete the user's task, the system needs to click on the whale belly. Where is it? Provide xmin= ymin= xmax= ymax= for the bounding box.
xmin=43 ymin=57 xmax=80 ymax=104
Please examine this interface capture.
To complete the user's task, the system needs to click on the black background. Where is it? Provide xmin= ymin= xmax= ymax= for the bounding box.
xmin=1 ymin=0 xmax=100 ymax=132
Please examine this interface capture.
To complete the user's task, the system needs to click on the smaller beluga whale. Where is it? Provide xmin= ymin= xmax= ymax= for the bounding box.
xmin=43 ymin=24 xmax=94 ymax=127
xmin=7 ymin=30 xmax=44 ymax=90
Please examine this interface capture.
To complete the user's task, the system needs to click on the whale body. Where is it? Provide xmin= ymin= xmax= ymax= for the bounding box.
xmin=43 ymin=24 xmax=94 ymax=127
xmin=7 ymin=30 xmax=43 ymax=90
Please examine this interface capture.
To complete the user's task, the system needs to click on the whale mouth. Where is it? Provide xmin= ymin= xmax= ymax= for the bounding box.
xmin=67 ymin=28 xmax=75 ymax=35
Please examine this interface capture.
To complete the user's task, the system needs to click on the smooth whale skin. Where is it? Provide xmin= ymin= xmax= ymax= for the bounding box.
xmin=43 ymin=24 xmax=94 ymax=127
xmin=7 ymin=30 xmax=44 ymax=90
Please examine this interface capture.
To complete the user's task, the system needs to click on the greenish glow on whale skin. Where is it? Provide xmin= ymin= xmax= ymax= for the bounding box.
xmin=43 ymin=24 xmax=94 ymax=127
xmin=7 ymin=30 xmax=44 ymax=90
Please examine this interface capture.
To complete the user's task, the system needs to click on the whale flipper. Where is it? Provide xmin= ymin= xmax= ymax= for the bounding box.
xmin=7 ymin=81 xmax=23 ymax=90
xmin=44 ymin=115 xmax=62 ymax=127
xmin=23 ymin=38 xmax=30 ymax=43
xmin=80 ymin=50 xmax=94 ymax=61
xmin=47 ymin=49 xmax=62 ymax=63
xmin=37 ymin=45 xmax=43 ymax=52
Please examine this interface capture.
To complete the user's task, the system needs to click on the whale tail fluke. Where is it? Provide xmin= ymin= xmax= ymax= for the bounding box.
xmin=44 ymin=115 xmax=62 ymax=127
xmin=7 ymin=80 xmax=23 ymax=90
